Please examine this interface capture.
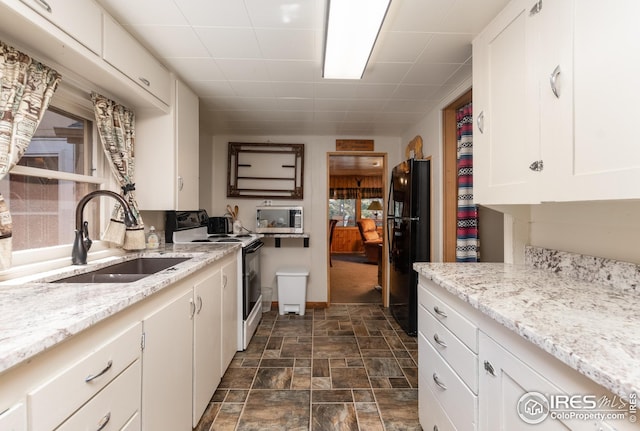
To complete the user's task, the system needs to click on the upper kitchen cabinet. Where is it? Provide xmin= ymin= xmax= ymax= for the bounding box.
xmin=473 ymin=0 xmax=572 ymax=204
xmin=474 ymin=0 xmax=640 ymax=204
xmin=102 ymin=14 xmax=171 ymax=105
xmin=136 ymin=79 xmax=199 ymax=211
xmin=19 ymin=0 xmax=102 ymax=55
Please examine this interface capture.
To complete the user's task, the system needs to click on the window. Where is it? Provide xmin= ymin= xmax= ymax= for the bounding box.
xmin=329 ymin=198 xmax=356 ymax=226
xmin=0 ymin=96 xmax=106 ymax=256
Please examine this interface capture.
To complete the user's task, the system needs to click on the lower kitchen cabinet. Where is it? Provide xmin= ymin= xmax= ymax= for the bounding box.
xmin=0 ymin=401 xmax=26 ymax=431
xmin=418 ymin=276 xmax=639 ymax=431
xmin=141 ymin=288 xmax=193 ymax=431
xmin=221 ymin=256 xmax=239 ymax=374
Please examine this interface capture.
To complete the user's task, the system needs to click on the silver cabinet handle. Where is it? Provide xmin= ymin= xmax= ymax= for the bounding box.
xmin=550 ymin=65 xmax=561 ymax=98
xmin=433 ymin=427 xmax=439 ymax=431
xmin=529 ymin=160 xmax=544 ymax=172
xmin=432 ymin=373 xmax=447 ymax=390
xmin=34 ymin=0 xmax=52 ymax=13
xmin=178 ymin=176 xmax=184 ymax=191
xmin=189 ymin=298 xmax=196 ymax=319
xmin=223 ymin=274 xmax=228 ymax=288
xmin=433 ymin=306 xmax=448 ymax=318
xmin=85 ymin=360 xmax=113 ymax=383
xmin=433 ymin=333 xmax=448 ymax=348
xmin=530 ymin=0 xmax=542 ymax=15
xmin=477 ymin=111 xmax=484 ymax=134
xmin=196 ymin=295 xmax=203 ymax=314
xmin=484 ymin=360 xmax=496 ymax=376
xmin=96 ymin=412 xmax=111 ymax=431
xmin=138 ymin=77 xmax=151 ymax=87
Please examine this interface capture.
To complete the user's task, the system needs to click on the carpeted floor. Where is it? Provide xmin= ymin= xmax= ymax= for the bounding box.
xmin=330 ymin=253 xmax=381 ymax=304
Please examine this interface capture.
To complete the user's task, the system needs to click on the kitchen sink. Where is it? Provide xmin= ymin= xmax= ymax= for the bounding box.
xmin=52 ymin=257 xmax=191 ymax=283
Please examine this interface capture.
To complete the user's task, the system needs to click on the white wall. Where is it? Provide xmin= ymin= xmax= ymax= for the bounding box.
xmin=204 ymin=135 xmax=403 ymax=303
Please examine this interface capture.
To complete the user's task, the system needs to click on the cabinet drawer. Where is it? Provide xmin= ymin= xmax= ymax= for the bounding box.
xmin=28 ymin=322 xmax=141 ymax=431
xmin=56 ymin=360 xmax=141 ymax=431
xmin=419 ymin=304 xmax=478 ymax=393
xmin=419 ymin=332 xmax=477 ymax=431
xmin=20 ymin=0 xmax=102 ymax=54
xmin=419 ymin=373 xmax=460 ymax=431
xmin=419 ymin=283 xmax=478 ymax=352
xmin=103 ymin=14 xmax=171 ymax=104
xmin=0 ymin=401 xmax=26 ymax=431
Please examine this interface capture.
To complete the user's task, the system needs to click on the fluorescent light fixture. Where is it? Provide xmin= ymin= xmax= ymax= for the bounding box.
xmin=323 ymin=0 xmax=391 ymax=79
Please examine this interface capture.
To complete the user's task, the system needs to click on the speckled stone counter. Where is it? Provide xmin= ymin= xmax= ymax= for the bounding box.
xmin=413 ymin=247 xmax=640 ymax=401
xmin=0 ymin=243 xmax=240 ymax=375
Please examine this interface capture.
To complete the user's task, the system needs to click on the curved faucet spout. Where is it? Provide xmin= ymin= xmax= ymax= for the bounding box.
xmin=72 ymin=190 xmax=138 ymax=265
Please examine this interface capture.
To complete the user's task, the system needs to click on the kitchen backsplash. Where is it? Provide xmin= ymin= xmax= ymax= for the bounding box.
xmin=525 ymin=246 xmax=639 ymax=294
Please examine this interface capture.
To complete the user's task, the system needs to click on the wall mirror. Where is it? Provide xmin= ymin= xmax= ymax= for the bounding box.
xmin=227 ymin=142 xmax=304 ymax=199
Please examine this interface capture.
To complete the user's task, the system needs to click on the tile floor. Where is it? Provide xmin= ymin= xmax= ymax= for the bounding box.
xmin=195 ymin=304 xmax=421 ymax=431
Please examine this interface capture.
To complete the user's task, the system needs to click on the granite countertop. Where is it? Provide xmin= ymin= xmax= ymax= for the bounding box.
xmin=0 ymin=243 xmax=240 ymax=375
xmin=413 ymin=261 xmax=640 ymax=401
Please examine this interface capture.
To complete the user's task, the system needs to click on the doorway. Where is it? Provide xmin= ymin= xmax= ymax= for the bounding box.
xmin=327 ymin=152 xmax=388 ymax=305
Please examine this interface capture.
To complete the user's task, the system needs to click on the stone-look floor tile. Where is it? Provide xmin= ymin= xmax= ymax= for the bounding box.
xmin=312 ymin=389 xmax=354 ymax=403
xmin=313 ymin=359 xmax=330 ymax=377
xmin=312 ymin=377 xmax=332 ymax=389
xmin=311 ymin=403 xmax=358 ymax=431
xmin=363 ymin=358 xmax=404 ymax=377
xmin=330 ymin=367 xmax=370 ymax=389
xmin=352 ymin=325 xmax=370 ymax=337
xmin=403 ymin=367 xmax=418 ymax=388
xmin=226 ymin=389 xmax=250 ymax=403
xmin=330 ymin=358 xmax=347 ymax=368
xmin=384 ymin=334 xmax=407 ymax=350
xmin=326 ymin=329 xmax=355 ymax=336
xmin=194 ymin=402 xmax=221 ymax=431
xmin=346 ymin=358 xmax=363 ymax=367
xmin=262 ymin=350 xmax=281 ymax=359
xmin=261 ymin=358 xmax=295 ymax=368
xmin=352 ymin=389 xmax=375 ymax=403
xmin=389 ymin=377 xmax=411 ymax=388
xmin=370 ymin=377 xmax=392 ymax=388
xmin=237 ymin=390 xmax=310 ymax=431
xmin=252 ymin=367 xmax=293 ymax=389
xmin=266 ymin=336 xmax=283 ymax=350
xmin=360 ymin=349 xmax=395 ymax=358
xmin=313 ymin=336 xmax=360 ymax=358
xmin=354 ymin=403 xmax=385 ymax=431
xmin=357 ymin=336 xmax=390 ymax=350
xmin=374 ymin=388 xmax=421 ymax=431
xmin=292 ymin=367 xmax=311 ymax=389
xmin=211 ymin=389 xmax=228 ymax=402
xmin=272 ymin=320 xmax=313 ymax=337
xmin=280 ymin=342 xmax=312 ymax=358
xmin=241 ymin=358 xmax=262 ymax=367
xmin=219 ymin=367 xmax=257 ymax=389
xmin=210 ymin=403 xmax=243 ymax=431
xmin=295 ymin=358 xmax=312 ymax=368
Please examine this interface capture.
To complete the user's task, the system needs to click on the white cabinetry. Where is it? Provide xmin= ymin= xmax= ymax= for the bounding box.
xmin=473 ymin=0 xmax=640 ymax=204
xmin=141 ymin=288 xmax=193 ymax=431
xmin=193 ymin=268 xmax=223 ymax=427
xmin=19 ymin=0 xmax=102 ymax=54
xmin=136 ymin=79 xmax=200 ymax=211
xmin=221 ymin=256 xmax=239 ymax=372
xmin=0 ymin=402 xmax=26 ymax=431
xmin=28 ymin=322 xmax=142 ymax=431
xmin=102 ymin=14 xmax=171 ymax=105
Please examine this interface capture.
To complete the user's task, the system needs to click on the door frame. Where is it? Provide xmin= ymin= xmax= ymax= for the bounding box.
xmin=326 ymin=151 xmax=389 ymax=307
xmin=443 ymin=89 xmax=472 ymax=262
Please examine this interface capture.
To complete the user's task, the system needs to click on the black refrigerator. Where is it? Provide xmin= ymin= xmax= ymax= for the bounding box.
xmin=387 ymin=159 xmax=431 ymax=336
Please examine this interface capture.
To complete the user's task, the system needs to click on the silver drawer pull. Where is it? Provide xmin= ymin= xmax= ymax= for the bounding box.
xmin=34 ymin=0 xmax=52 ymax=13
xmin=85 ymin=360 xmax=113 ymax=383
xmin=476 ymin=111 xmax=484 ymax=134
xmin=196 ymin=295 xmax=203 ymax=314
xmin=433 ymin=306 xmax=448 ymax=318
xmin=433 ymin=333 xmax=448 ymax=348
xmin=96 ymin=412 xmax=111 ymax=431
xmin=550 ymin=65 xmax=561 ymax=98
xmin=432 ymin=373 xmax=447 ymax=390
xmin=138 ymin=77 xmax=151 ymax=87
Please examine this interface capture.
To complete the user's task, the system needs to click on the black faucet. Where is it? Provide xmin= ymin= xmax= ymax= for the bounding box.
xmin=72 ymin=190 xmax=138 ymax=265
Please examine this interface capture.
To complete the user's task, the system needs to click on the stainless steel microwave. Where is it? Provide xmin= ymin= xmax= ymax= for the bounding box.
xmin=256 ymin=206 xmax=303 ymax=234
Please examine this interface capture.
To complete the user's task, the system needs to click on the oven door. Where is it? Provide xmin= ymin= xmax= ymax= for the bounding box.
xmin=243 ymin=240 xmax=263 ymax=319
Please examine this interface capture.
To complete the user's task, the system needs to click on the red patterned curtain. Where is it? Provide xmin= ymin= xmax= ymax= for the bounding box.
xmin=0 ymin=40 xmax=61 ymax=268
xmin=456 ymin=102 xmax=479 ymax=262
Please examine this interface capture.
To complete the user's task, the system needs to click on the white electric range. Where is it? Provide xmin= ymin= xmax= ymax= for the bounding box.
xmin=168 ymin=212 xmax=264 ymax=351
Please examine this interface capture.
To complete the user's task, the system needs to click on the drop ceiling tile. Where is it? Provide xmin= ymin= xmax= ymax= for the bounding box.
xmin=314 ymin=99 xmax=351 ymax=111
xmin=195 ymin=27 xmax=262 ymax=58
xmin=353 ymin=84 xmax=397 ymax=99
xmin=175 ymin=0 xmax=252 ymax=27
xmin=436 ymin=0 xmax=510 ymax=33
xmin=392 ymin=84 xmax=441 ymax=100
xmin=165 ymin=58 xmax=226 ymax=82
xmin=98 ymin=0 xmax=187 ymax=25
xmin=128 ymin=25 xmax=210 ymax=58
xmin=385 ymin=0 xmax=454 ymax=32
xmin=215 ymin=59 xmax=271 ymax=81
xmin=417 ymin=34 xmax=473 ymax=64
xmin=255 ymin=28 xmax=317 ymax=60
xmin=402 ymin=63 xmax=460 ymax=85
xmin=190 ymin=80 xmax=236 ymax=97
xmin=348 ymin=99 xmax=386 ymax=112
xmin=265 ymin=60 xmax=318 ymax=82
xmin=314 ymin=82 xmax=357 ymax=99
xmin=272 ymin=82 xmax=315 ymax=98
xmin=276 ymin=97 xmax=314 ymax=110
xmin=360 ymin=62 xmax=412 ymax=84
xmin=244 ymin=0 xmax=319 ymax=29
xmin=374 ymin=31 xmax=433 ymax=63
xmin=228 ymin=81 xmax=275 ymax=97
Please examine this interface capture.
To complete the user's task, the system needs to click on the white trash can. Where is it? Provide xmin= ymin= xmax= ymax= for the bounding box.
xmin=276 ymin=267 xmax=309 ymax=316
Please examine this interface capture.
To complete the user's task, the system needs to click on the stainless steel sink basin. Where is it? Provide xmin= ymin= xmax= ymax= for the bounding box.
xmin=53 ymin=257 xmax=191 ymax=283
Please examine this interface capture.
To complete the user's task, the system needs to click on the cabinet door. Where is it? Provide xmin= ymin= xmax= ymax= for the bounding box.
xmin=175 ymin=80 xmax=199 ymax=211
xmin=221 ymin=256 xmax=239 ymax=373
xmin=102 ymin=14 xmax=171 ymax=104
xmin=473 ymin=0 xmax=540 ymax=205
xmin=141 ymin=289 xmax=193 ymax=431
xmin=563 ymin=0 xmax=640 ymax=201
xmin=20 ymin=0 xmax=102 ymax=54
xmin=193 ymin=268 xmax=222 ymax=427
xmin=479 ymin=333 xmax=584 ymax=431
xmin=0 ymin=402 xmax=26 ymax=431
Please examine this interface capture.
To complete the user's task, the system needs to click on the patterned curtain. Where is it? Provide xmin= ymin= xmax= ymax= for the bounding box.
xmin=91 ymin=92 xmax=145 ymax=250
xmin=0 ymin=41 xmax=61 ymax=268
xmin=456 ymin=102 xmax=480 ymax=262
